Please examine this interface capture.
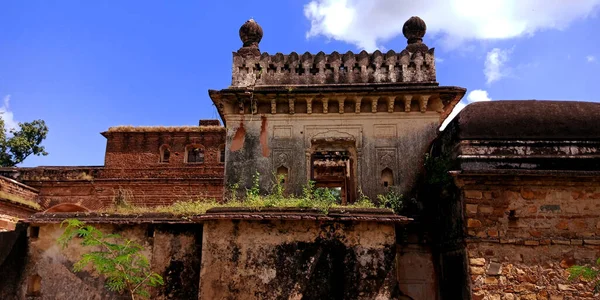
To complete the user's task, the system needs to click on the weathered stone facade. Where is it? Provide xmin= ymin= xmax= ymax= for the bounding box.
xmin=211 ymin=17 xmax=464 ymax=202
xmin=0 ymin=16 xmax=598 ymax=300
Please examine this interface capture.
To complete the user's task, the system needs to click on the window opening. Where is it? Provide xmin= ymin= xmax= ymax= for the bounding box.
xmin=160 ymin=145 xmax=171 ymax=163
xmin=220 ymin=146 xmax=226 ymax=163
xmin=187 ymin=146 xmax=204 ymax=163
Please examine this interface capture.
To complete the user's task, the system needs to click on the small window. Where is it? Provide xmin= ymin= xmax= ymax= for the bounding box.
xmin=160 ymin=145 xmax=170 ymax=163
xmin=186 ymin=146 xmax=204 ymax=163
xmin=219 ymin=145 xmax=226 ymax=163
xmin=381 ymin=168 xmax=394 ymax=188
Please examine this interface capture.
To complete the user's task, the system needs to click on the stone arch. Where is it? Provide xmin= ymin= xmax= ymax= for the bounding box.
xmin=44 ymin=203 xmax=91 ymax=213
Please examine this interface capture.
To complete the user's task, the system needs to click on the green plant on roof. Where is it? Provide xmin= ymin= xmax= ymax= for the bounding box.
xmin=58 ymin=219 xmax=164 ymax=299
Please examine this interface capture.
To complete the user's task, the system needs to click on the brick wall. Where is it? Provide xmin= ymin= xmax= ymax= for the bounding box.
xmin=0 ymin=176 xmax=39 ymax=230
xmin=102 ymin=128 xmax=226 ymax=168
xmin=0 ymin=127 xmax=228 ymax=211
xmin=29 ymin=178 xmax=223 ymax=210
xmin=458 ymin=174 xmax=600 ymax=299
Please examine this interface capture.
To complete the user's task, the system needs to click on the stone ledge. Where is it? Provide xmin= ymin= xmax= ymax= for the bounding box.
xmin=26 ymin=208 xmax=411 ymax=225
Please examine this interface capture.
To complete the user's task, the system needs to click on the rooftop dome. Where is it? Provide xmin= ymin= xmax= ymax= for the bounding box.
xmin=402 ymin=16 xmax=428 ymax=52
xmin=239 ymin=19 xmax=263 ymax=48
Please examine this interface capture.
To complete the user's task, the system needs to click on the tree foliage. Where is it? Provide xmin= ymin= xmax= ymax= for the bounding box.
xmin=58 ymin=219 xmax=164 ymax=299
xmin=568 ymin=257 xmax=600 ymax=293
xmin=0 ymin=117 xmax=48 ymax=167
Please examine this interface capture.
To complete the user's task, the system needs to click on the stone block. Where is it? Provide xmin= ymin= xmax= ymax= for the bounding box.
xmin=521 ymin=189 xmax=535 ymax=200
xmin=555 ymin=220 xmax=569 ymax=230
xmin=570 ymin=239 xmax=583 ymax=246
xmin=487 ymin=229 xmax=499 ymax=238
xmin=584 ymin=239 xmax=600 ymax=245
xmin=468 ymin=219 xmax=482 ymax=228
xmin=484 ymin=277 xmax=498 ymax=284
xmin=465 ymin=190 xmax=483 ymax=199
xmin=470 ymin=266 xmax=485 ymax=275
xmin=557 ymin=284 xmax=576 ymax=291
xmin=487 ymin=262 xmax=502 ymax=275
xmin=472 ymin=291 xmax=485 ymax=300
xmin=502 ymin=293 xmax=515 ymax=300
xmin=478 ymin=205 xmax=494 ymax=214
xmin=524 ymin=240 xmax=539 ymax=246
xmin=466 ymin=204 xmax=478 ymax=215
xmin=470 ymin=258 xmax=485 ymax=266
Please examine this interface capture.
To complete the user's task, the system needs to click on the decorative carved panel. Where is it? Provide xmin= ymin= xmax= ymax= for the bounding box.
xmin=272 ymin=149 xmax=293 ymax=181
xmin=376 ymin=147 xmax=398 ymax=172
xmin=304 ymin=125 xmax=363 ymax=148
xmin=374 ymin=125 xmax=397 ymax=138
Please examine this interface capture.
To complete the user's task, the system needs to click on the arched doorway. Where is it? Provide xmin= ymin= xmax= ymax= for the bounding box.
xmin=309 ymin=137 xmax=357 ymax=204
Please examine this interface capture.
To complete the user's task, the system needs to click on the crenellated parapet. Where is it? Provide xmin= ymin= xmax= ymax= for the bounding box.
xmin=232 ymin=16 xmax=437 ymax=87
xmin=231 ymin=49 xmax=436 ymax=87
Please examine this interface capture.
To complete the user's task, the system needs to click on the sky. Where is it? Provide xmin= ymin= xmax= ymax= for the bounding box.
xmin=1 ymin=0 xmax=599 ymax=167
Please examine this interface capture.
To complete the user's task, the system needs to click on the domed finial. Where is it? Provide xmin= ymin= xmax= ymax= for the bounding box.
xmin=402 ymin=16 xmax=428 ymax=52
xmin=239 ymin=19 xmax=263 ymax=49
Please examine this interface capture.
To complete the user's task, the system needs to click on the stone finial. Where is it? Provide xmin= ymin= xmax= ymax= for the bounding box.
xmin=239 ymin=19 xmax=263 ymax=49
xmin=403 ymin=16 xmax=428 ymax=52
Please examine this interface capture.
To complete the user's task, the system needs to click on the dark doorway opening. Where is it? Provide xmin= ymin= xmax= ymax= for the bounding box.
xmin=310 ymin=146 xmax=356 ymax=204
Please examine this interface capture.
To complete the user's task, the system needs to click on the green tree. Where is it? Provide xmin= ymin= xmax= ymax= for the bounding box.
xmin=58 ymin=219 xmax=164 ymax=299
xmin=568 ymin=258 xmax=600 ymax=293
xmin=0 ymin=117 xmax=48 ymax=167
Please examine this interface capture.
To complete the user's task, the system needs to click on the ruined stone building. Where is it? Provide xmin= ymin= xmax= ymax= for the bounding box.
xmin=1 ymin=17 xmax=599 ymax=300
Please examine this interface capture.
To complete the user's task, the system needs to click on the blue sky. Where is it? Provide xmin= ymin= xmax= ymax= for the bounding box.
xmin=1 ymin=0 xmax=599 ymax=167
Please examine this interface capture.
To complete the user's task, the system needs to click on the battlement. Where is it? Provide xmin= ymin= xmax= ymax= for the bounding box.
xmin=231 ymin=49 xmax=436 ymax=87
xmin=233 ymin=16 xmax=435 ymax=87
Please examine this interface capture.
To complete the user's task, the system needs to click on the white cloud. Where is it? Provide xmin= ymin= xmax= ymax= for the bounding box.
xmin=484 ymin=48 xmax=512 ymax=85
xmin=0 ymin=95 xmax=18 ymax=131
xmin=304 ymin=0 xmax=600 ymax=50
xmin=440 ymin=89 xmax=492 ymax=130
xmin=467 ymin=89 xmax=492 ymax=102
xmin=435 ymin=57 xmax=444 ymax=63
xmin=587 ymin=55 xmax=597 ymax=63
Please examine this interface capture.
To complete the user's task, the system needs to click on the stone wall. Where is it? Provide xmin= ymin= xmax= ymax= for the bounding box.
xmin=200 ymin=218 xmax=405 ymax=299
xmin=222 ymin=112 xmax=441 ymax=200
xmin=458 ymin=174 xmax=600 ymax=299
xmin=5 ymin=222 xmax=203 ymax=300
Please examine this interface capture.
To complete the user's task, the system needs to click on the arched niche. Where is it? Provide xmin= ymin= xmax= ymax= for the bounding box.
xmin=381 ymin=168 xmax=394 ymax=188
xmin=276 ymin=165 xmax=289 ymax=184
